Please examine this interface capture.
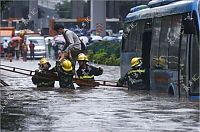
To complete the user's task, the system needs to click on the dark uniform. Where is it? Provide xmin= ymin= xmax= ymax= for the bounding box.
xmin=117 ymin=57 xmax=146 ymax=90
xmin=54 ymin=60 xmax=75 ymax=89
xmin=76 ymin=64 xmax=103 ymax=80
xmin=117 ymin=67 xmax=145 ymax=90
xmin=32 ymin=69 xmax=56 ymax=87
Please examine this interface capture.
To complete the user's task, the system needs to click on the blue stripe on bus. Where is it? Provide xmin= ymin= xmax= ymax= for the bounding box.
xmin=125 ymin=0 xmax=197 ymax=23
xmin=189 ymin=96 xmax=200 ymax=100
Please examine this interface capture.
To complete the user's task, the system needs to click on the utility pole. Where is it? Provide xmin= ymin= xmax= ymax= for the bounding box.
xmin=90 ymin=0 xmax=106 ymax=37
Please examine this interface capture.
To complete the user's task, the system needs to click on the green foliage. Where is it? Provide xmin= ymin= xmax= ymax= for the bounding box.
xmin=55 ymin=1 xmax=71 ymax=18
xmin=87 ymin=41 xmax=121 ymax=66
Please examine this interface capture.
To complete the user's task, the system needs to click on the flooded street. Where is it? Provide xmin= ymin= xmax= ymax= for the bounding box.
xmin=1 ymin=60 xmax=199 ymax=131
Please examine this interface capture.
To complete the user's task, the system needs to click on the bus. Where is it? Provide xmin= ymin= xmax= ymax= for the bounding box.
xmin=121 ymin=0 xmax=199 ymax=99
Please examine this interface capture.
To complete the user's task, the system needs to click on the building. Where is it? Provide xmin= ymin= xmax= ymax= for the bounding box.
xmin=1 ymin=0 xmax=151 ymax=34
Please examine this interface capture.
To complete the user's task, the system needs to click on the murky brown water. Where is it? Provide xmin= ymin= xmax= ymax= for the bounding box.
xmin=1 ymin=60 xmax=199 ymax=131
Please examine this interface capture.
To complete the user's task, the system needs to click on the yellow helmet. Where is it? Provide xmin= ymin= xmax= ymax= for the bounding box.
xmin=131 ymin=57 xmax=142 ymax=67
xmin=19 ymin=30 xmax=25 ymax=37
xmin=77 ymin=53 xmax=88 ymax=61
xmin=84 ymin=55 xmax=89 ymax=61
xmin=39 ymin=58 xmax=49 ymax=65
xmin=158 ymin=57 xmax=166 ymax=66
xmin=62 ymin=59 xmax=73 ymax=71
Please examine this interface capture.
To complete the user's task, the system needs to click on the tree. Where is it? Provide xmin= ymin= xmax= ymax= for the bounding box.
xmin=55 ymin=0 xmax=71 ymax=18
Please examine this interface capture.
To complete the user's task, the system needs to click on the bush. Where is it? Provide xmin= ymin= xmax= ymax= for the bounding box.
xmin=87 ymin=41 xmax=120 ymax=66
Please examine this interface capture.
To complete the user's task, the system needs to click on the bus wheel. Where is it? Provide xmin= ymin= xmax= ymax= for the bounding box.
xmin=168 ymin=87 xmax=174 ymax=96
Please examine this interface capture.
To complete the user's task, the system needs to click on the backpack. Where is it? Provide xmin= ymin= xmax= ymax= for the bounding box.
xmin=79 ymin=38 xmax=86 ymax=52
xmin=62 ymin=30 xmax=87 ymax=57
xmin=62 ymin=30 xmax=86 ymax=52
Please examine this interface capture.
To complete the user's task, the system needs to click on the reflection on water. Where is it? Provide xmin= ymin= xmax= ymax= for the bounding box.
xmin=0 ymin=61 xmax=199 ymax=131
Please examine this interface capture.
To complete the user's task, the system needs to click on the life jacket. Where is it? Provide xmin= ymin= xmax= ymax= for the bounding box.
xmin=79 ymin=66 xmax=95 ymax=79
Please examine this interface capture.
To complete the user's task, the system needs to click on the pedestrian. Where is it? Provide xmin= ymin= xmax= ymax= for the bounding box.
xmin=7 ymin=42 xmax=14 ymax=62
xmin=47 ymin=39 xmax=52 ymax=58
xmin=12 ymin=40 xmax=20 ymax=60
xmin=2 ymin=40 xmax=8 ymax=59
xmin=29 ymin=40 xmax=35 ymax=60
xmin=54 ymin=24 xmax=85 ymax=65
xmin=76 ymin=53 xmax=103 ymax=80
xmin=53 ymin=56 xmax=75 ymax=89
xmin=32 ymin=58 xmax=57 ymax=87
xmin=117 ymin=57 xmax=146 ymax=90
xmin=21 ymin=42 xmax=28 ymax=61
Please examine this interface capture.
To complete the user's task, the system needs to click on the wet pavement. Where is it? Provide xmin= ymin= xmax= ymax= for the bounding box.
xmin=0 ymin=59 xmax=199 ymax=131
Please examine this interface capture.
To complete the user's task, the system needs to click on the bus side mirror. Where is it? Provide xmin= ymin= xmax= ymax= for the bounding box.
xmin=183 ymin=17 xmax=196 ymax=34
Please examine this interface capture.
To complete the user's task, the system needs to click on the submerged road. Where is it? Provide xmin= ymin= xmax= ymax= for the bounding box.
xmin=0 ymin=59 xmax=199 ymax=131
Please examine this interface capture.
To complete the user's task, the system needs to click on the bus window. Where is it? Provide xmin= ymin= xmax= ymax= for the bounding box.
xmin=168 ymin=15 xmax=182 ymax=70
xmin=122 ymin=21 xmax=142 ymax=53
xmin=199 ymin=2 xmax=200 ymax=16
xmin=136 ymin=20 xmax=145 ymax=56
xmin=150 ymin=18 xmax=161 ymax=69
xmin=122 ymin=22 xmax=131 ymax=52
xmin=180 ymin=31 xmax=188 ymax=88
xmin=129 ymin=22 xmax=137 ymax=52
xmin=159 ymin=16 xmax=172 ymax=69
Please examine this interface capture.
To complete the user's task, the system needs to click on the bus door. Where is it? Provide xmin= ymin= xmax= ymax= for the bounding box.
xmin=180 ymin=13 xmax=199 ymax=97
xmin=142 ymin=19 xmax=152 ymax=90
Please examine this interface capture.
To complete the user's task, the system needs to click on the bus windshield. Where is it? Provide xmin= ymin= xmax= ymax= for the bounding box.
xmin=199 ymin=2 xmax=200 ymax=16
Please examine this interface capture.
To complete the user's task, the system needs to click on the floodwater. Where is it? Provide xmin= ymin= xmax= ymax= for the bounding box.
xmin=1 ymin=60 xmax=199 ymax=132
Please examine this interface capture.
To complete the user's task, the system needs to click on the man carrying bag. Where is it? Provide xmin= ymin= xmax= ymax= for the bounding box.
xmin=54 ymin=24 xmax=86 ymax=64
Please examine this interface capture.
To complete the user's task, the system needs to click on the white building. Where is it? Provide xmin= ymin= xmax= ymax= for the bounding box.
xmin=38 ymin=0 xmax=65 ymax=10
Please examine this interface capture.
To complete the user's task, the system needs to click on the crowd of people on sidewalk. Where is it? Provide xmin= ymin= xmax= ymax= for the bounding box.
xmin=1 ymin=39 xmax=35 ymax=62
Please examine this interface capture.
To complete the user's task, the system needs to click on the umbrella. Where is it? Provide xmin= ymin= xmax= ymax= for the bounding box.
xmin=54 ymin=35 xmax=65 ymax=42
xmin=11 ymin=36 xmax=22 ymax=41
xmin=52 ymin=35 xmax=65 ymax=46
xmin=91 ymin=35 xmax=102 ymax=41
xmin=79 ymin=36 xmax=89 ymax=44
